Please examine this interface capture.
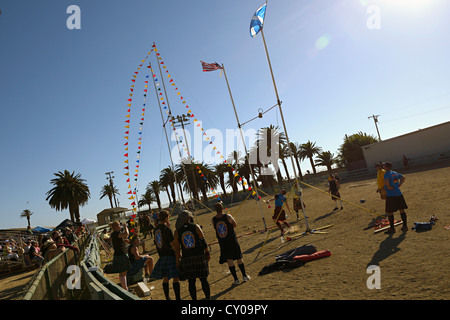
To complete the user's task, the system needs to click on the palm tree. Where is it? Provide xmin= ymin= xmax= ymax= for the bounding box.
xmin=20 ymin=209 xmax=33 ymax=228
xmin=138 ymin=190 xmax=155 ymax=210
xmin=237 ymin=155 xmax=252 ymax=192
xmin=196 ymin=162 xmax=219 ymax=202
xmin=159 ymin=166 xmax=178 ymax=205
xmin=147 ymin=180 xmax=162 ymax=210
xmin=315 ymin=151 xmax=337 ymax=173
xmin=226 ymin=151 xmax=241 ymax=194
xmin=288 ymin=142 xmax=304 ymax=180
xmin=279 ymin=144 xmax=292 ymax=183
xmin=214 ymin=163 xmax=229 ymax=197
xmin=299 ymin=141 xmax=322 ymax=174
xmin=46 ymin=170 xmax=90 ymax=223
xmin=100 ymin=184 xmax=120 ymax=208
xmin=175 ymin=159 xmax=200 ymax=201
xmin=252 ymin=125 xmax=285 ymax=187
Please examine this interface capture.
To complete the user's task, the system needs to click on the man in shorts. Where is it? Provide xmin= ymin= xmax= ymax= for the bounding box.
xmin=212 ymin=202 xmax=250 ymax=285
xmin=383 ymin=161 xmax=408 ymax=234
xmin=265 ymin=189 xmax=291 ymax=235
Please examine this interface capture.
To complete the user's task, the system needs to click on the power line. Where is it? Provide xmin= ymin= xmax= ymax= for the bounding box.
xmin=380 ymin=105 xmax=450 ymax=124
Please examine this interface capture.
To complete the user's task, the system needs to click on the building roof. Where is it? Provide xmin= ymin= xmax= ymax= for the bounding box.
xmin=97 ymin=207 xmax=129 ymax=216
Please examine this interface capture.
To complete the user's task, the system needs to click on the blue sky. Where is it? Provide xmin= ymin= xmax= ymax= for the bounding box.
xmin=1 ymin=0 xmax=449 ymax=229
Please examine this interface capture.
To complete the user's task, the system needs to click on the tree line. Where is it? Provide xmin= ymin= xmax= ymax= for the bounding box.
xmin=36 ymin=129 xmax=377 ymax=224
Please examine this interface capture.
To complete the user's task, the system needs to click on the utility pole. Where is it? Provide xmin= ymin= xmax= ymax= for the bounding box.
xmin=172 ymin=113 xmax=199 ymax=211
xmin=105 ymin=171 xmax=118 ymax=207
xmin=368 ymin=114 xmax=381 ymax=140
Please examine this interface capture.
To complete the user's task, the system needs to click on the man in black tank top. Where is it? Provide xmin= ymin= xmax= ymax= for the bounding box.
xmin=174 ymin=210 xmax=211 ymax=300
xmin=212 ymin=202 xmax=250 ymax=286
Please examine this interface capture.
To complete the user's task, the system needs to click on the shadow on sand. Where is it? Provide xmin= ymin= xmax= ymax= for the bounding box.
xmin=367 ymin=231 xmax=406 ymax=266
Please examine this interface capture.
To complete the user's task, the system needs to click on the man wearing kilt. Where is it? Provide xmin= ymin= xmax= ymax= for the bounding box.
xmin=383 ymin=161 xmax=409 ymax=234
xmin=212 ymin=202 xmax=250 ymax=286
xmin=173 ymin=210 xmax=211 ymax=300
xmin=264 ymin=189 xmax=291 ymax=236
xmin=105 ymin=221 xmax=131 ymax=291
xmin=150 ymin=210 xmax=181 ymax=300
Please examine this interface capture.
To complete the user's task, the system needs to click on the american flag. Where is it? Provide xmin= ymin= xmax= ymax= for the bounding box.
xmin=201 ymin=61 xmax=223 ymax=72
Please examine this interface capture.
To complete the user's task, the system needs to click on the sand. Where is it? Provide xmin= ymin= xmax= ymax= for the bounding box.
xmin=119 ymin=164 xmax=450 ymax=300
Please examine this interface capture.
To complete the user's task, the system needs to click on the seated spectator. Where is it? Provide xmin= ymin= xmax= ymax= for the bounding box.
xmin=2 ymin=240 xmax=19 ymax=261
xmin=64 ymin=227 xmax=77 ymax=244
xmin=40 ymin=238 xmax=66 ymax=263
xmin=100 ymin=229 xmax=112 ymax=245
xmin=128 ymin=235 xmax=154 ymax=279
xmin=54 ymin=234 xmax=80 ymax=253
xmin=28 ymin=240 xmax=44 ymax=267
xmin=23 ymin=239 xmax=32 ymax=255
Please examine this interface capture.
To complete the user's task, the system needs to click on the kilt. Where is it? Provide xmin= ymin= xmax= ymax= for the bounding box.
xmin=104 ymin=254 xmax=131 ymax=274
xmin=385 ymin=195 xmax=408 ymax=213
xmin=151 ymin=255 xmax=179 ymax=280
xmin=179 ymin=254 xmax=209 ymax=281
xmin=272 ymin=206 xmax=286 ymax=221
xmin=218 ymin=243 xmax=242 ymax=264
xmin=330 ymin=190 xmax=340 ymax=201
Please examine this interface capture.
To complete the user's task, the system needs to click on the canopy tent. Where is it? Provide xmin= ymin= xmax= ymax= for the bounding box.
xmin=32 ymin=226 xmax=53 ymax=234
xmin=81 ymin=218 xmax=96 ymax=225
xmin=55 ymin=218 xmax=75 ymax=230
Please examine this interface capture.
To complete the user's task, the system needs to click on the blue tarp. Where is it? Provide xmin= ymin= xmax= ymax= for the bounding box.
xmin=32 ymin=226 xmax=53 ymax=233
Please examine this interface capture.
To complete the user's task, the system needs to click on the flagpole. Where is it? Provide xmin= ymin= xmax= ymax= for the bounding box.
xmin=221 ymin=63 xmax=267 ymax=231
xmin=149 ymin=62 xmax=185 ymax=207
xmin=260 ymin=28 xmax=310 ymax=231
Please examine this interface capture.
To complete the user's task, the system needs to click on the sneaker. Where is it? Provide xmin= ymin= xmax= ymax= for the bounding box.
xmin=401 ymin=225 xmax=408 ymax=232
xmin=243 ymin=275 xmax=251 ymax=282
xmin=333 ymin=207 xmax=338 ymax=211
xmin=232 ymin=279 xmax=240 ymax=286
xmin=340 ymin=206 xmax=344 ymax=210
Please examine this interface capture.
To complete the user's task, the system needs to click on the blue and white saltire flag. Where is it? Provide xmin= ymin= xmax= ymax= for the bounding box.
xmin=250 ymin=3 xmax=267 ymax=38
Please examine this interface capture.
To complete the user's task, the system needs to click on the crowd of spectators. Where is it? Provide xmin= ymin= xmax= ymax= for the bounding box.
xmin=0 ymin=223 xmax=88 ymax=269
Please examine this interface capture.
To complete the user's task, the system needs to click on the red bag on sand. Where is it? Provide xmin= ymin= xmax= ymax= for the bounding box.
xmin=293 ymin=250 xmax=331 ymax=262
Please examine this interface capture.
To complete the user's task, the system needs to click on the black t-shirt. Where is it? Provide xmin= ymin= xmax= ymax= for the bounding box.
xmin=111 ymin=231 xmax=127 ymax=256
xmin=329 ymin=180 xmax=338 ymax=193
xmin=154 ymin=223 xmax=175 ymax=257
xmin=212 ymin=214 xmax=237 ymax=246
xmin=127 ymin=244 xmax=137 ymax=264
xmin=177 ymin=223 xmax=203 ymax=258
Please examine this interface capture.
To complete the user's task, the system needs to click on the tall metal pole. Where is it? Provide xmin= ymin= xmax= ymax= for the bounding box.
xmin=154 ymin=43 xmax=196 ymax=211
xmin=149 ymin=62 xmax=185 ymax=206
xmin=221 ymin=63 xmax=267 ymax=231
xmin=172 ymin=115 xmax=198 ymax=214
xmin=260 ymin=28 xmax=310 ymax=231
xmin=177 ymin=115 xmax=199 ymax=199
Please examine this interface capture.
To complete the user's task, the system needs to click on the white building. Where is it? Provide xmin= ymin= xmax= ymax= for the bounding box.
xmin=362 ymin=121 xmax=450 ymax=172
